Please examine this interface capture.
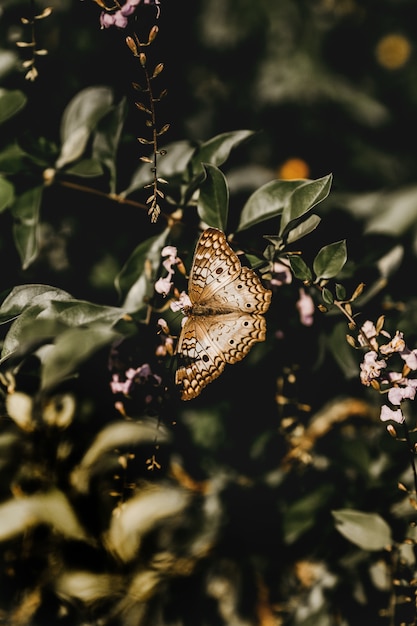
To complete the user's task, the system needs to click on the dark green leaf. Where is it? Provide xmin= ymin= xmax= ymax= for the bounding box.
xmin=116 ymin=228 xmax=170 ymax=312
xmin=322 ymin=287 xmax=334 ymax=305
xmin=190 ymin=130 xmax=254 ymax=178
xmin=332 ymin=509 xmax=392 ymax=551
xmin=288 ymin=255 xmax=312 ymax=282
xmin=56 ymin=86 xmax=114 ymax=169
xmin=0 ymin=89 xmax=27 ymax=125
xmin=286 ymin=214 xmax=321 ymax=244
xmin=9 ymin=186 xmax=44 ymax=269
xmin=313 ymin=240 xmax=347 ymax=281
xmin=93 ymin=97 xmax=128 ymax=193
xmin=64 ymin=158 xmax=104 ymax=178
xmin=335 ymin=283 xmax=346 ymax=300
xmin=0 ymin=142 xmax=29 ymax=175
xmin=280 ymin=174 xmax=333 ymax=236
xmin=237 ymin=179 xmax=304 ymax=232
xmin=0 ymin=176 xmax=15 ymax=212
xmin=197 ymin=163 xmax=229 ymax=230
xmin=0 ymin=284 xmax=73 ymax=324
xmin=41 ymin=325 xmax=120 ymax=390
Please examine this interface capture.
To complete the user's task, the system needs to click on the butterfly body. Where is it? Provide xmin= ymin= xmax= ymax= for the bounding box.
xmin=175 ymin=228 xmax=272 ymax=401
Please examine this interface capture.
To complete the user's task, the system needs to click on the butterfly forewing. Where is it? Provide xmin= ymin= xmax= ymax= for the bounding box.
xmin=175 ymin=228 xmax=272 ymax=400
xmin=188 ymin=228 xmax=241 ymax=305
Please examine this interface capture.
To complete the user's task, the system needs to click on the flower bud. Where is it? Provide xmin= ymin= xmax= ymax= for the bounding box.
xmin=126 ymin=36 xmax=138 ymax=56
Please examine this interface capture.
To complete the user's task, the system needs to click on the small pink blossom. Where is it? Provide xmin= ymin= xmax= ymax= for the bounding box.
xmin=400 ymin=348 xmax=417 ymax=370
xmin=358 ymin=321 xmax=379 ymax=351
xmin=296 ymin=288 xmax=314 ymax=326
xmin=380 ymin=405 xmax=404 ymax=424
xmin=155 ymin=275 xmax=173 ymax=296
xmin=360 ymin=350 xmax=386 ymax=386
xmin=379 ymin=331 xmax=406 ymax=355
xmin=100 ymin=0 xmax=160 ymax=29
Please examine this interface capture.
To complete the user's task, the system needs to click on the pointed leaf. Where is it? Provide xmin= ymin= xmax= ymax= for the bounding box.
xmin=116 ymin=228 xmax=170 ymax=312
xmin=92 ymin=97 xmax=128 ymax=193
xmin=0 ymin=176 xmax=15 ymax=212
xmin=0 ymin=88 xmax=27 ymax=125
xmin=197 ymin=163 xmax=229 ymax=230
xmin=237 ymin=179 xmax=305 ymax=232
xmin=288 ymin=255 xmax=312 ymax=282
xmin=313 ymin=240 xmax=347 ymax=281
xmin=280 ymin=174 xmax=332 ymax=236
xmin=9 ymin=185 xmax=43 ymax=269
xmin=190 ymin=130 xmax=254 ymax=178
xmin=286 ymin=213 xmax=321 ymax=244
xmin=333 ymin=509 xmax=392 ymax=551
xmin=0 ymin=284 xmax=73 ymax=324
xmin=56 ymin=86 xmax=114 ymax=169
xmin=41 ymin=325 xmax=120 ymax=390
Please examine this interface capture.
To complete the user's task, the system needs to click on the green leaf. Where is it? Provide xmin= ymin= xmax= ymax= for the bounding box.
xmin=322 ymin=287 xmax=334 ymax=305
xmin=286 ymin=213 xmax=321 ymax=244
xmin=9 ymin=186 xmax=44 ymax=269
xmin=332 ymin=509 xmax=393 ymax=551
xmin=44 ymin=299 xmax=128 ymax=328
xmin=41 ymin=325 xmax=120 ymax=390
xmin=335 ymin=283 xmax=346 ymax=300
xmin=237 ymin=179 xmax=304 ymax=232
xmin=56 ymin=86 xmax=114 ymax=169
xmin=92 ymin=97 xmax=128 ymax=193
xmin=197 ymin=163 xmax=229 ymax=230
xmin=64 ymin=158 xmax=104 ymax=178
xmin=0 ymin=284 xmax=73 ymax=324
xmin=190 ymin=130 xmax=254 ymax=178
xmin=0 ymin=176 xmax=15 ymax=212
xmin=0 ymin=142 xmax=29 ymax=175
xmin=288 ymin=255 xmax=312 ymax=282
xmin=0 ymin=89 xmax=27 ymax=125
xmin=116 ymin=228 xmax=170 ymax=312
xmin=313 ymin=240 xmax=347 ymax=281
xmin=280 ymin=174 xmax=333 ymax=236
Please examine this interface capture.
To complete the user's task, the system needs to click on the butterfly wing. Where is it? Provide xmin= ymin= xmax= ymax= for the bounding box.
xmin=175 ymin=312 xmax=267 ymax=400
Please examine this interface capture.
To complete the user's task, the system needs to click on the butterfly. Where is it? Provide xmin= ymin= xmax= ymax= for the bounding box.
xmin=175 ymin=228 xmax=272 ymax=400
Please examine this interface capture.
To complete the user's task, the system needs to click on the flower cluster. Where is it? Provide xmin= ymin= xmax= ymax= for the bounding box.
xmin=100 ymin=0 xmax=160 ymax=29
xmin=358 ymin=321 xmax=417 ymax=425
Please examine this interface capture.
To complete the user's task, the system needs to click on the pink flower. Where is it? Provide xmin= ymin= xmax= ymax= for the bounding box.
xmin=360 ymin=351 xmax=386 ymax=386
xmin=358 ymin=321 xmax=379 ymax=351
xmin=388 ymin=379 xmax=417 ymax=405
xmin=100 ymin=0 xmax=160 ymax=29
xmin=155 ymin=275 xmax=173 ymax=296
xmin=400 ymin=348 xmax=417 ymax=370
xmin=380 ymin=405 xmax=404 ymax=424
xmin=379 ymin=331 xmax=406 ymax=355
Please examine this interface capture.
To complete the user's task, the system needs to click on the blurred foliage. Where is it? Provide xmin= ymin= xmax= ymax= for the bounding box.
xmin=1 ymin=1 xmax=417 ymax=625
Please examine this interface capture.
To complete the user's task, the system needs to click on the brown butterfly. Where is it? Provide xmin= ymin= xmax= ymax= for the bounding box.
xmin=175 ymin=228 xmax=272 ymax=400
